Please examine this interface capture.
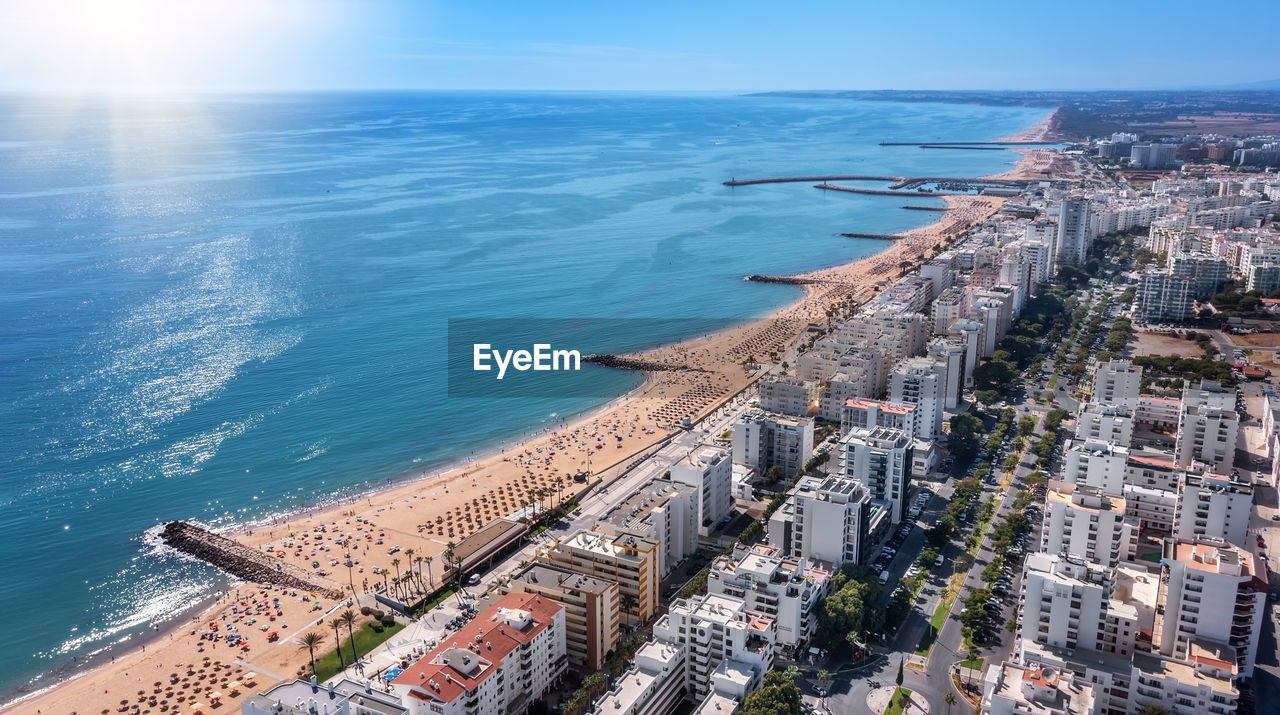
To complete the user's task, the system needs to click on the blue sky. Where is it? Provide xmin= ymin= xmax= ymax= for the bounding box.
xmin=3 ymin=0 xmax=1278 ymax=92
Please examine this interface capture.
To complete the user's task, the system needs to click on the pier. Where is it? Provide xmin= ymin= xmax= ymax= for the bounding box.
xmin=815 ymin=183 xmax=968 ymax=198
xmin=160 ymin=521 xmax=346 ymax=599
xmin=723 ymin=174 xmax=902 ymax=187
xmin=878 ymin=140 xmax=1057 ymax=146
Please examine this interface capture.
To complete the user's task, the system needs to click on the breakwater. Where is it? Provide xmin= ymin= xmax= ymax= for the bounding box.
xmin=901 ymin=205 xmax=949 ymax=212
xmin=723 ymin=174 xmax=903 ymax=187
xmin=584 ymin=355 xmax=707 ymax=372
xmin=878 ymin=141 xmax=1056 ymax=146
xmin=816 ymin=183 xmax=968 ymax=198
xmin=160 ymin=521 xmax=346 ymax=599
xmin=745 ymin=274 xmax=819 ymax=285
xmin=839 ymin=232 xmax=903 ymax=240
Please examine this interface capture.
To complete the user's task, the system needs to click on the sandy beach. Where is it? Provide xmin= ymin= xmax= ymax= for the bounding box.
xmin=6 ymin=112 xmax=1055 ymax=715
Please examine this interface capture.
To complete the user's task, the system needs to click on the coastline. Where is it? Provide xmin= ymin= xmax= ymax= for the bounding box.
xmin=4 ymin=109 xmax=1056 ymax=714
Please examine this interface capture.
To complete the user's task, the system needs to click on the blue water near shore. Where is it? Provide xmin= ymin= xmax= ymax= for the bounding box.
xmin=0 ymin=92 xmax=1047 ymax=699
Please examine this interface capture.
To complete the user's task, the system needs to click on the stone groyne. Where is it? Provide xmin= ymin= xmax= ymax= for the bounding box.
xmin=160 ymin=521 xmax=345 ymax=599
xmin=745 ymin=274 xmax=819 ymax=285
xmin=584 ymin=354 xmax=707 ymax=372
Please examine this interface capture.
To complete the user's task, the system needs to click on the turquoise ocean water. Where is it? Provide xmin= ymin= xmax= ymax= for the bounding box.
xmin=0 ymin=92 xmax=1047 ymax=701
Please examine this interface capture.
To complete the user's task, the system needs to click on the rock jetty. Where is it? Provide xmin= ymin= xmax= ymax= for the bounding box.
xmin=160 ymin=521 xmax=345 ymax=599
xmin=584 ymin=354 xmax=707 ymax=372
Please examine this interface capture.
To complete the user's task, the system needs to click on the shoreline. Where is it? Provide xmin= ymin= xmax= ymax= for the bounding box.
xmin=4 ymin=108 xmax=1056 ymax=714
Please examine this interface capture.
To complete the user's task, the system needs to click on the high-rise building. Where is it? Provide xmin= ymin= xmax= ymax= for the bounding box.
xmin=731 ymin=410 xmax=814 ymax=480
xmin=839 ymin=397 xmax=916 ymax=438
xmin=707 ymin=544 xmax=831 ymax=652
xmin=767 ymin=474 xmax=871 ymax=567
xmin=600 ymin=479 xmax=698 ymax=580
xmin=669 ymin=446 xmax=734 ymax=536
xmin=1130 ymin=642 xmax=1239 ymax=715
xmin=651 ymin=593 xmax=776 ymax=702
xmin=888 ymin=358 xmax=945 ymax=441
xmin=542 ymin=530 xmax=660 ymax=626
xmin=1056 ymin=198 xmax=1093 ymax=268
xmin=1174 ymin=405 xmax=1239 ymax=469
xmin=757 ymin=375 xmax=814 ymax=417
xmin=1074 ymin=404 xmax=1135 ymax=446
xmin=502 ymin=563 xmax=619 ymax=672
xmin=1061 ymin=441 xmax=1130 ymax=496
xmin=391 ymin=593 xmax=567 ymax=715
xmin=1156 ymin=538 xmax=1268 ymax=677
xmin=1092 ymin=360 xmax=1142 ymax=411
xmin=1040 ymin=482 xmax=1139 ymax=568
xmin=840 ymin=427 xmax=912 ymax=524
xmin=1173 ymin=471 xmax=1253 ymax=546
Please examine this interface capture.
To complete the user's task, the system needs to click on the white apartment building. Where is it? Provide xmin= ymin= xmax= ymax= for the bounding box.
xmin=651 ymin=593 xmax=776 ymax=702
xmin=948 ymin=318 xmax=985 ymax=387
xmin=1174 ymin=404 xmax=1239 ymax=469
xmin=1073 ymin=403 xmax=1135 ymax=446
xmin=768 ymin=474 xmax=871 ymax=567
xmin=1061 ymin=440 xmax=1130 ymax=496
xmin=1157 ymin=538 xmax=1268 ymax=677
xmin=840 ymin=427 xmax=912 ymax=524
xmin=816 ymin=371 xmax=869 ymax=422
xmin=601 ymin=479 xmax=698 ymax=580
xmin=731 ymin=410 xmax=814 ymax=480
xmin=1125 ymin=452 xmax=1180 ymax=492
xmin=1137 ymin=271 xmax=1196 ymax=322
xmin=590 ymin=641 xmax=686 ymax=715
xmin=931 ymin=285 xmax=969 ymax=334
xmin=927 ymin=337 xmax=966 ymax=410
xmin=757 ymin=375 xmax=814 ymax=417
xmin=1092 ymin=360 xmax=1142 ymax=410
xmin=1130 ymin=643 xmax=1239 ymax=715
xmin=1057 ymin=198 xmax=1094 ymax=268
xmin=1123 ymin=484 xmax=1178 ymax=534
xmin=888 ymin=358 xmax=945 ymax=441
xmin=707 ymin=544 xmax=831 ymax=651
xmin=980 ymin=661 xmax=1100 ymax=715
xmin=392 ymin=593 xmax=567 ymax=715
xmin=1017 ymin=553 xmax=1113 ymax=654
xmin=669 ymin=446 xmax=734 ymax=536
xmin=838 ymin=397 xmax=916 ymax=439
xmin=1040 ymin=482 xmax=1138 ymax=568
xmin=1174 ymin=471 xmax=1253 ymax=546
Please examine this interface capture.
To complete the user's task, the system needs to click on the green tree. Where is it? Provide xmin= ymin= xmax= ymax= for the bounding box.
xmin=340 ymin=609 xmax=359 ymax=663
xmin=1137 ymin=706 xmax=1170 ymax=715
xmin=739 ymin=671 xmax=803 ymax=715
xmin=948 ymin=413 xmax=984 ymax=461
xmin=330 ymin=618 xmax=346 ymax=670
xmin=298 ymin=631 xmax=325 ymax=676
xmin=896 ymin=657 xmax=904 ymax=686
xmin=944 ymin=692 xmax=956 ymax=713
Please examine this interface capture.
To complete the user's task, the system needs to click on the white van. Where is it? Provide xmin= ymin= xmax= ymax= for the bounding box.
xmin=879 ymin=570 xmax=890 ymax=585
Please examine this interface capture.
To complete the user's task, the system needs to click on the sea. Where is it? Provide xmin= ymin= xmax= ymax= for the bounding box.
xmin=0 ymin=92 xmax=1048 ymax=702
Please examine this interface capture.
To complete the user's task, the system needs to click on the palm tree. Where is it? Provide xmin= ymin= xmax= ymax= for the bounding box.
xmin=330 ymin=618 xmax=346 ymax=670
xmin=340 ymin=609 xmax=358 ymax=664
xmin=444 ymin=541 xmax=458 ymax=588
xmin=944 ymin=692 xmax=956 ymax=714
xmin=404 ymin=548 xmax=416 ymax=593
xmin=422 ymin=555 xmax=434 ymax=588
xmin=298 ymin=632 xmax=325 ymax=676
xmin=619 ymin=592 xmax=638 ymax=621
xmin=414 ymin=556 xmax=425 ymax=592
xmin=390 ymin=558 xmax=402 ymax=599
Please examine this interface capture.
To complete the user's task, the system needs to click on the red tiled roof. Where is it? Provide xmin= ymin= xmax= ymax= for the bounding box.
xmin=392 ymin=592 xmax=562 ymax=704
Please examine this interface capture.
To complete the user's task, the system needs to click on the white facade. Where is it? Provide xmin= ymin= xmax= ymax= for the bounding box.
xmin=651 ymin=593 xmax=776 ymax=702
xmin=1040 ymin=482 xmax=1139 ymax=568
xmin=838 ymin=397 xmax=916 ymax=439
xmin=1174 ymin=472 xmax=1253 ymax=546
xmin=1056 ymin=198 xmax=1093 ymax=268
xmin=768 ymin=474 xmax=871 ymax=568
xmin=1157 ymin=538 xmax=1268 ymax=677
xmin=1092 ymin=360 xmax=1142 ymax=411
xmin=888 ymin=358 xmax=945 ymax=441
xmin=1174 ymin=405 xmax=1239 ymax=469
xmin=840 ymin=427 xmax=912 ymax=524
xmin=669 ymin=446 xmax=734 ymax=536
xmin=707 ymin=545 xmax=831 ymax=650
xmin=981 ymin=661 xmax=1099 ymax=715
xmin=1073 ymin=404 xmax=1135 ymax=446
xmin=731 ymin=410 xmax=814 ymax=479
xmin=757 ymin=375 xmax=814 ymax=417
xmin=1061 ymin=440 xmax=1130 ymax=496
xmin=392 ymin=593 xmax=567 ymax=715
